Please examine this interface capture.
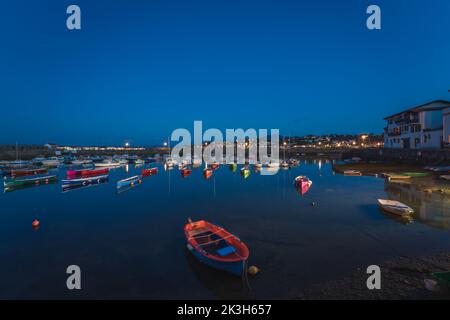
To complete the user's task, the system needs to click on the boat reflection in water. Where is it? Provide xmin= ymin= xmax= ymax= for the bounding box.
xmin=184 ymin=249 xmax=250 ymax=299
xmin=62 ymin=176 xmax=109 ymax=193
xmin=384 ymin=180 xmax=450 ymax=229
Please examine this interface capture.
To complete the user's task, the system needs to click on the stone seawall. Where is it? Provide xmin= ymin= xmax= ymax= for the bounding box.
xmin=344 ymin=148 xmax=450 ymax=165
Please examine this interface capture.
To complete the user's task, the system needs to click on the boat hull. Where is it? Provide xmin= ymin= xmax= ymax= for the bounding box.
xmin=187 ymin=243 xmax=245 ymax=276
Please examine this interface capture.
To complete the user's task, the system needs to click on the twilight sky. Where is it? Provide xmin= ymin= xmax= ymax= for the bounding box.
xmin=1 ymin=0 xmax=449 ymax=146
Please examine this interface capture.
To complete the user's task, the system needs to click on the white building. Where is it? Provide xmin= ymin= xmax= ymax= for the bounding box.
xmin=384 ymin=100 xmax=450 ymax=149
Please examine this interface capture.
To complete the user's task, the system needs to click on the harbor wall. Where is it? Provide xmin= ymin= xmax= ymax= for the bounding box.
xmin=344 ymin=148 xmax=450 ymax=165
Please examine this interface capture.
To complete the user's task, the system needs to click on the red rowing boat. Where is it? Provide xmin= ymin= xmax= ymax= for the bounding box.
xmin=11 ymin=168 xmax=48 ymax=178
xmin=67 ymin=168 xmax=109 ymax=178
xmin=142 ymin=167 xmax=158 ymax=177
xmin=203 ymin=168 xmax=213 ymax=179
xmin=184 ymin=219 xmax=249 ymax=276
xmin=210 ymin=163 xmax=219 ymax=170
xmin=181 ymin=168 xmax=192 ymax=177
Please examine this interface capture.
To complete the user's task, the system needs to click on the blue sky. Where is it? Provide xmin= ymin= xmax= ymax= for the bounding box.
xmin=1 ymin=0 xmax=449 ymax=146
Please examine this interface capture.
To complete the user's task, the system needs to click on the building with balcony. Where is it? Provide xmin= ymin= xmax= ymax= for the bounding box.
xmin=384 ymin=100 xmax=450 ymax=149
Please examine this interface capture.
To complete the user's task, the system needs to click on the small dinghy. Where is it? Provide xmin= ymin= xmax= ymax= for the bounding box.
xmin=377 ymin=199 xmax=414 ymax=217
xmin=184 ymin=219 xmax=249 ymax=276
xmin=240 ymin=167 xmax=250 ymax=179
xmin=4 ymin=175 xmax=58 ymax=192
xmin=344 ymin=170 xmax=362 ymax=176
xmin=10 ymin=168 xmax=48 ymax=178
xmin=180 ymin=168 xmax=192 ymax=177
xmin=210 ymin=162 xmax=220 ymax=170
xmin=116 ymin=175 xmax=141 ymax=189
xmin=294 ymin=176 xmax=312 ymax=195
xmin=141 ymin=167 xmax=158 ymax=177
xmin=386 ymin=173 xmax=411 ymax=180
xmin=441 ymin=175 xmax=450 ymax=181
xmin=229 ymin=163 xmax=237 ymax=172
xmin=203 ymin=167 xmax=213 ymax=179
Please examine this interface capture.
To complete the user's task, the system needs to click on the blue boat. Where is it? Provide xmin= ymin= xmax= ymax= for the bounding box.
xmin=61 ymin=175 xmax=109 ymax=188
xmin=184 ymin=219 xmax=249 ymax=276
xmin=116 ymin=175 xmax=141 ymax=189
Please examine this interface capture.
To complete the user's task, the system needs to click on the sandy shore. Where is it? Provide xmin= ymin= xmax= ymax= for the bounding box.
xmin=296 ymin=252 xmax=450 ymax=300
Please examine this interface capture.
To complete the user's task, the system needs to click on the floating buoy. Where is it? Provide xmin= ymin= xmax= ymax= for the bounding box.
xmin=32 ymin=219 xmax=40 ymax=228
xmin=247 ymin=265 xmax=260 ymax=276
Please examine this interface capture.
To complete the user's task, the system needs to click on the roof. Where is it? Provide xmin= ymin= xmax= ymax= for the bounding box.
xmin=384 ymin=100 xmax=450 ymax=120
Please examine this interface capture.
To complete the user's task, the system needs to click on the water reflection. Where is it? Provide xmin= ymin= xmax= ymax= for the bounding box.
xmin=384 ymin=180 xmax=450 ymax=230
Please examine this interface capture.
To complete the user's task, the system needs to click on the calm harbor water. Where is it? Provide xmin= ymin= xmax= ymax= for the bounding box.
xmin=1 ymin=160 xmax=449 ymax=299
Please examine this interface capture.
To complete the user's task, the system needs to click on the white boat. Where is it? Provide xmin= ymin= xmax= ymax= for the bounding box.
xmin=267 ymin=161 xmax=280 ymax=168
xmin=377 ymin=199 xmax=414 ymax=217
xmin=192 ymin=157 xmax=202 ymax=167
xmin=41 ymin=157 xmax=60 ymax=166
xmin=95 ymin=160 xmax=121 ymax=167
xmin=135 ymin=159 xmax=145 ymax=165
xmin=344 ymin=170 xmax=362 ymax=176
xmin=72 ymin=159 xmax=93 ymax=165
xmin=254 ymin=162 xmax=262 ymax=168
xmin=441 ymin=175 xmax=450 ymax=181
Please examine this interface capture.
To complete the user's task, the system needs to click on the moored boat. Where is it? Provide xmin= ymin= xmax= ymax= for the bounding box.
xmin=181 ymin=168 xmax=192 ymax=177
xmin=441 ymin=175 xmax=450 ymax=181
xmin=184 ymin=219 xmax=249 ymax=276
xmin=294 ymin=176 xmax=312 ymax=195
xmin=67 ymin=168 xmax=109 ymax=178
xmin=240 ymin=167 xmax=250 ymax=179
xmin=400 ymin=172 xmax=428 ymax=178
xmin=41 ymin=157 xmax=60 ymax=167
xmin=4 ymin=175 xmax=58 ymax=191
xmin=229 ymin=163 xmax=237 ymax=172
xmin=210 ymin=163 xmax=219 ymax=170
xmin=10 ymin=168 xmax=48 ymax=178
xmin=135 ymin=159 xmax=145 ymax=165
xmin=344 ymin=170 xmax=362 ymax=176
xmin=116 ymin=175 xmax=141 ymax=189
xmin=95 ymin=160 xmax=121 ymax=167
xmin=386 ymin=173 xmax=411 ymax=180
xmin=377 ymin=199 xmax=414 ymax=217
xmin=142 ymin=167 xmax=158 ymax=177
xmin=203 ymin=167 xmax=213 ymax=179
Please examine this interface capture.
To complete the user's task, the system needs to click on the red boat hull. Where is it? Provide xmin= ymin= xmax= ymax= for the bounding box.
xmin=142 ymin=168 xmax=158 ymax=177
xmin=11 ymin=168 xmax=48 ymax=178
xmin=67 ymin=168 xmax=109 ymax=178
xmin=210 ymin=163 xmax=219 ymax=170
xmin=181 ymin=169 xmax=192 ymax=177
xmin=203 ymin=169 xmax=213 ymax=179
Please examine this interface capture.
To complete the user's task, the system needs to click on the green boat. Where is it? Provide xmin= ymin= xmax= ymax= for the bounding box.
xmin=229 ymin=163 xmax=237 ymax=172
xmin=4 ymin=175 xmax=58 ymax=192
xmin=431 ymin=271 xmax=450 ymax=287
xmin=240 ymin=167 xmax=250 ymax=179
xmin=401 ymin=172 xmax=428 ymax=178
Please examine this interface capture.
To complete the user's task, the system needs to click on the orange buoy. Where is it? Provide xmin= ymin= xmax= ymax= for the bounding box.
xmin=32 ymin=219 xmax=40 ymax=228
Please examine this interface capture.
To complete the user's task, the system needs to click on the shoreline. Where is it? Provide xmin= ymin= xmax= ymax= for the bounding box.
xmin=296 ymin=251 xmax=450 ymax=300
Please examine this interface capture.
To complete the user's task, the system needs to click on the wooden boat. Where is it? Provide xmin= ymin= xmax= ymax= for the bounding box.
xmin=95 ymin=160 xmax=121 ymax=167
xmin=377 ymin=199 xmax=414 ymax=217
xmin=240 ymin=167 xmax=250 ymax=179
xmin=267 ymin=161 xmax=280 ymax=168
xmin=181 ymin=168 xmax=192 ymax=177
xmin=386 ymin=173 xmax=411 ymax=180
xmin=41 ymin=157 xmax=60 ymax=167
xmin=67 ymin=168 xmax=109 ymax=178
xmin=10 ymin=168 xmax=48 ymax=178
xmin=229 ymin=163 xmax=237 ymax=172
xmin=184 ymin=219 xmax=249 ymax=276
xmin=400 ymin=172 xmax=428 ymax=178
xmin=4 ymin=175 xmax=58 ymax=190
xmin=62 ymin=175 xmax=108 ymax=188
xmin=294 ymin=176 xmax=312 ymax=195
xmin=210 ymin=163 xmax=219 ymax=170
xmin=116 ymin=175 xmax=141 ymax=189
xmin=142 ymin=167 xmax=158 ymax=177
xmin=344 ymin=170 xmax=362 ymax=176
xmin=281 ymin=161 xmax=289 ymax=168
xmin=203 ymin=168 xmax=213 ymax=179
